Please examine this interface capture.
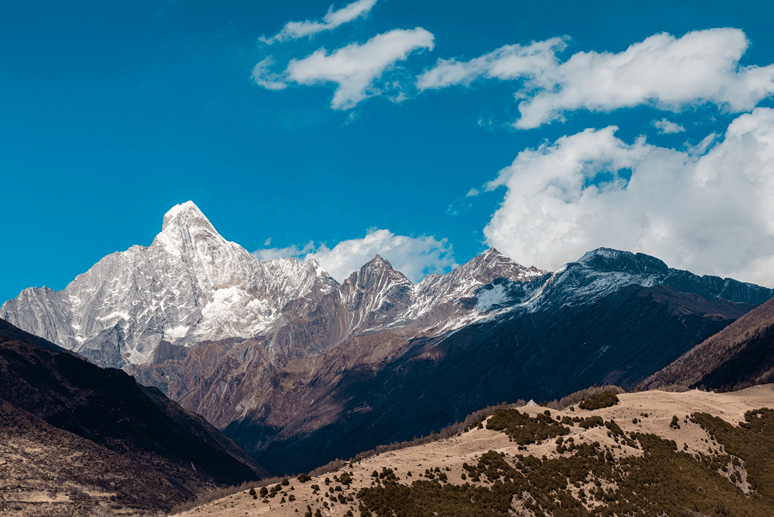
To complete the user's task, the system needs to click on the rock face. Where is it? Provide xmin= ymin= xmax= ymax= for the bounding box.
xmin=4 ymin=202 xmax=774 ymax=475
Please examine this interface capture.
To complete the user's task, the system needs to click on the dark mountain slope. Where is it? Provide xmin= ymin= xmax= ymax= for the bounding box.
xmin=643 ymin=296 xmax=774 ymax=390
xmin=1 ymin=398 xmax=210 ymax=515
xmin=0 ymin=319 xmax=266 ymax=513
xmin=0 ymin=317 xmax=72 ymax=353
xmin=224 ymin=283 xmax=748 ymax=474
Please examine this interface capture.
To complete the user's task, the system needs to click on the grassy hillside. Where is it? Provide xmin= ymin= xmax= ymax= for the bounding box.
xmin=173 ymin=385 xmax=774 ymax=517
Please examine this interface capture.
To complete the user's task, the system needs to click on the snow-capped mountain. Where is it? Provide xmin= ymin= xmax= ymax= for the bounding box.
xmin=3 ymin=201 xmax=772 ymax=373
xmin=0 ymin=202 xmax=546 ymax=367
xmin=522 ymin=247 xmax=774 ymax=314
xmin=1 ymin=202 xmax=338 ymax=366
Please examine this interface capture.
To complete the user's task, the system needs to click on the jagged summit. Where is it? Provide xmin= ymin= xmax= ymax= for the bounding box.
xmin=161 ymin=201 xmax=213 ymax=232
xmin=369 ymin=254 xmax=391 ymax=267
xmin=482 ymin=247 xmax=504 ymax=257
xmin=344 ymin=254 xmax=411 ymax=289
xmin=154 ymin=201 xmax=226 ymax=258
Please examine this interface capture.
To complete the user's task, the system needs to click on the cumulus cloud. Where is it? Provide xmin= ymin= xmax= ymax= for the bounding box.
xmin=285 ymin=28 xmax=435 ymax=109
xmin=652 ymin=118 xmax=686 ymax=134
xmin=418 ymin=28 xmax=774 ymax=129
xmin=252 ymin=229 xmax=456 ymax=283
xmin=482 ymin=108 xmax=774 ymax=286
xmin=260 ymin=0 xmax=378 ymax=45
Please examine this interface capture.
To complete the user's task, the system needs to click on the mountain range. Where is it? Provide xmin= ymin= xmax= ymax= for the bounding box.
xmin=3 ymin=201 xmax=773 ymax=474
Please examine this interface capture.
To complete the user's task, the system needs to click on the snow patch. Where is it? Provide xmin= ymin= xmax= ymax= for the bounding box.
xmin=97 ymin=311 xmax=130 ymax=321
xmin=475 ymin=283 xmax=510 ymax=311
xmin=126 ymin=348 xmax=149 ymax=365
xmin=165 ymin=324 xmax=190 ymax=340
xmin=578 ymin=247 xmax=623 ymax=263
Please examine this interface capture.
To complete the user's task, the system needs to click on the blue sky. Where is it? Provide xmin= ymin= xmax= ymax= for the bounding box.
xmin=3 ymin=0 xmax=774 ymax=303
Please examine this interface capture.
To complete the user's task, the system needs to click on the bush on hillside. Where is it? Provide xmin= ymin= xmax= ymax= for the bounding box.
xmin=486 ymin=409 xmax=570 ymax=445
xmin=578 ymin=391 xmax=619 ymax=410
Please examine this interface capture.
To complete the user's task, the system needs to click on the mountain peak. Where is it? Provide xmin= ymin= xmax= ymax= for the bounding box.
xmin=577 ymin=247 xmax=628 ymax=264
xmin=161 ymin=201 xmax=215 ymax=233
xmin=343 ymin=254 xmax=412 ymax=292
xmin=369 ymin=254 xmax=391 ymax=267
xmin=449 ymin=248 xmax=545 ymax=285
xmin=479 ymin=248 xmax=512 ymax=264
xmin=576 ymin=248 xmax=668 ymax=276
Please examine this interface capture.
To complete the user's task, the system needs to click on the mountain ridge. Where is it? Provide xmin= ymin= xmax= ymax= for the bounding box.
xmin=1 ymin=202 xmax=553 ymax=369
xmin=4 ymin=202 xmax=769 ymax=372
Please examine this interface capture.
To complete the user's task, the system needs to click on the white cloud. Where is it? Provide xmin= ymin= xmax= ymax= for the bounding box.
xmin=252 ymin=242 xmax=315 ymax=262
xmin=483 ymin=108 xmax=774 ymax=287
xmin=252 ymin=229 xmax=456 ymax=283
xmin=284 ymin=28 xmax=435 ymax=109
xmin=418 ymin=28 xmax=774 ymax=129
xmin=251 ymin=57 xmax=288 ymax=90
xmin=416 ymin=37 xmax=567 ymax=90
xmin=260 ymin=0 xmax=378 ymax=45
xmin=652 ymin=118 xmax=686 ymax=134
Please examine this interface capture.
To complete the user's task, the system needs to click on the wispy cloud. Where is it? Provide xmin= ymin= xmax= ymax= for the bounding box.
xmin=251 ymin=57 xmax=288 ymax=90
xmin=483 ymin=108 xmax=774 ymax=286
xmin=652 ymin=118 xmax=686 ymax=134
xmin=252 ymin=241 xmax=316 ymax=262
xmin=419 ymin=28 xmax=774 ymax=129
xmin=417 ymin=37 xmax=567 ymax=90
xmin=260 ymin=0 xmax=378 ymax=45
xmin=254 ymin=28 xmax=435 ymax=110
xmin=252 ymin=229 xmax=456 ymax=283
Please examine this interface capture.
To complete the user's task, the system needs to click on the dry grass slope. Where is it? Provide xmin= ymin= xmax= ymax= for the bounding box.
xmin=173 ymin=385 xmax=774 ymax=517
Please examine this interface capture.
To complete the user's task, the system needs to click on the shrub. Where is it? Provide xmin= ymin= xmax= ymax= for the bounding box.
xmin=578 ymin=416 xmax=604 ymax=429
xmin=486 ymin=409 xmax=570 ymax=445
xmin=578 ymin=391 xmax=619 ymax=410
xmin=670 ymin=416 xmax=681 ymax=429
